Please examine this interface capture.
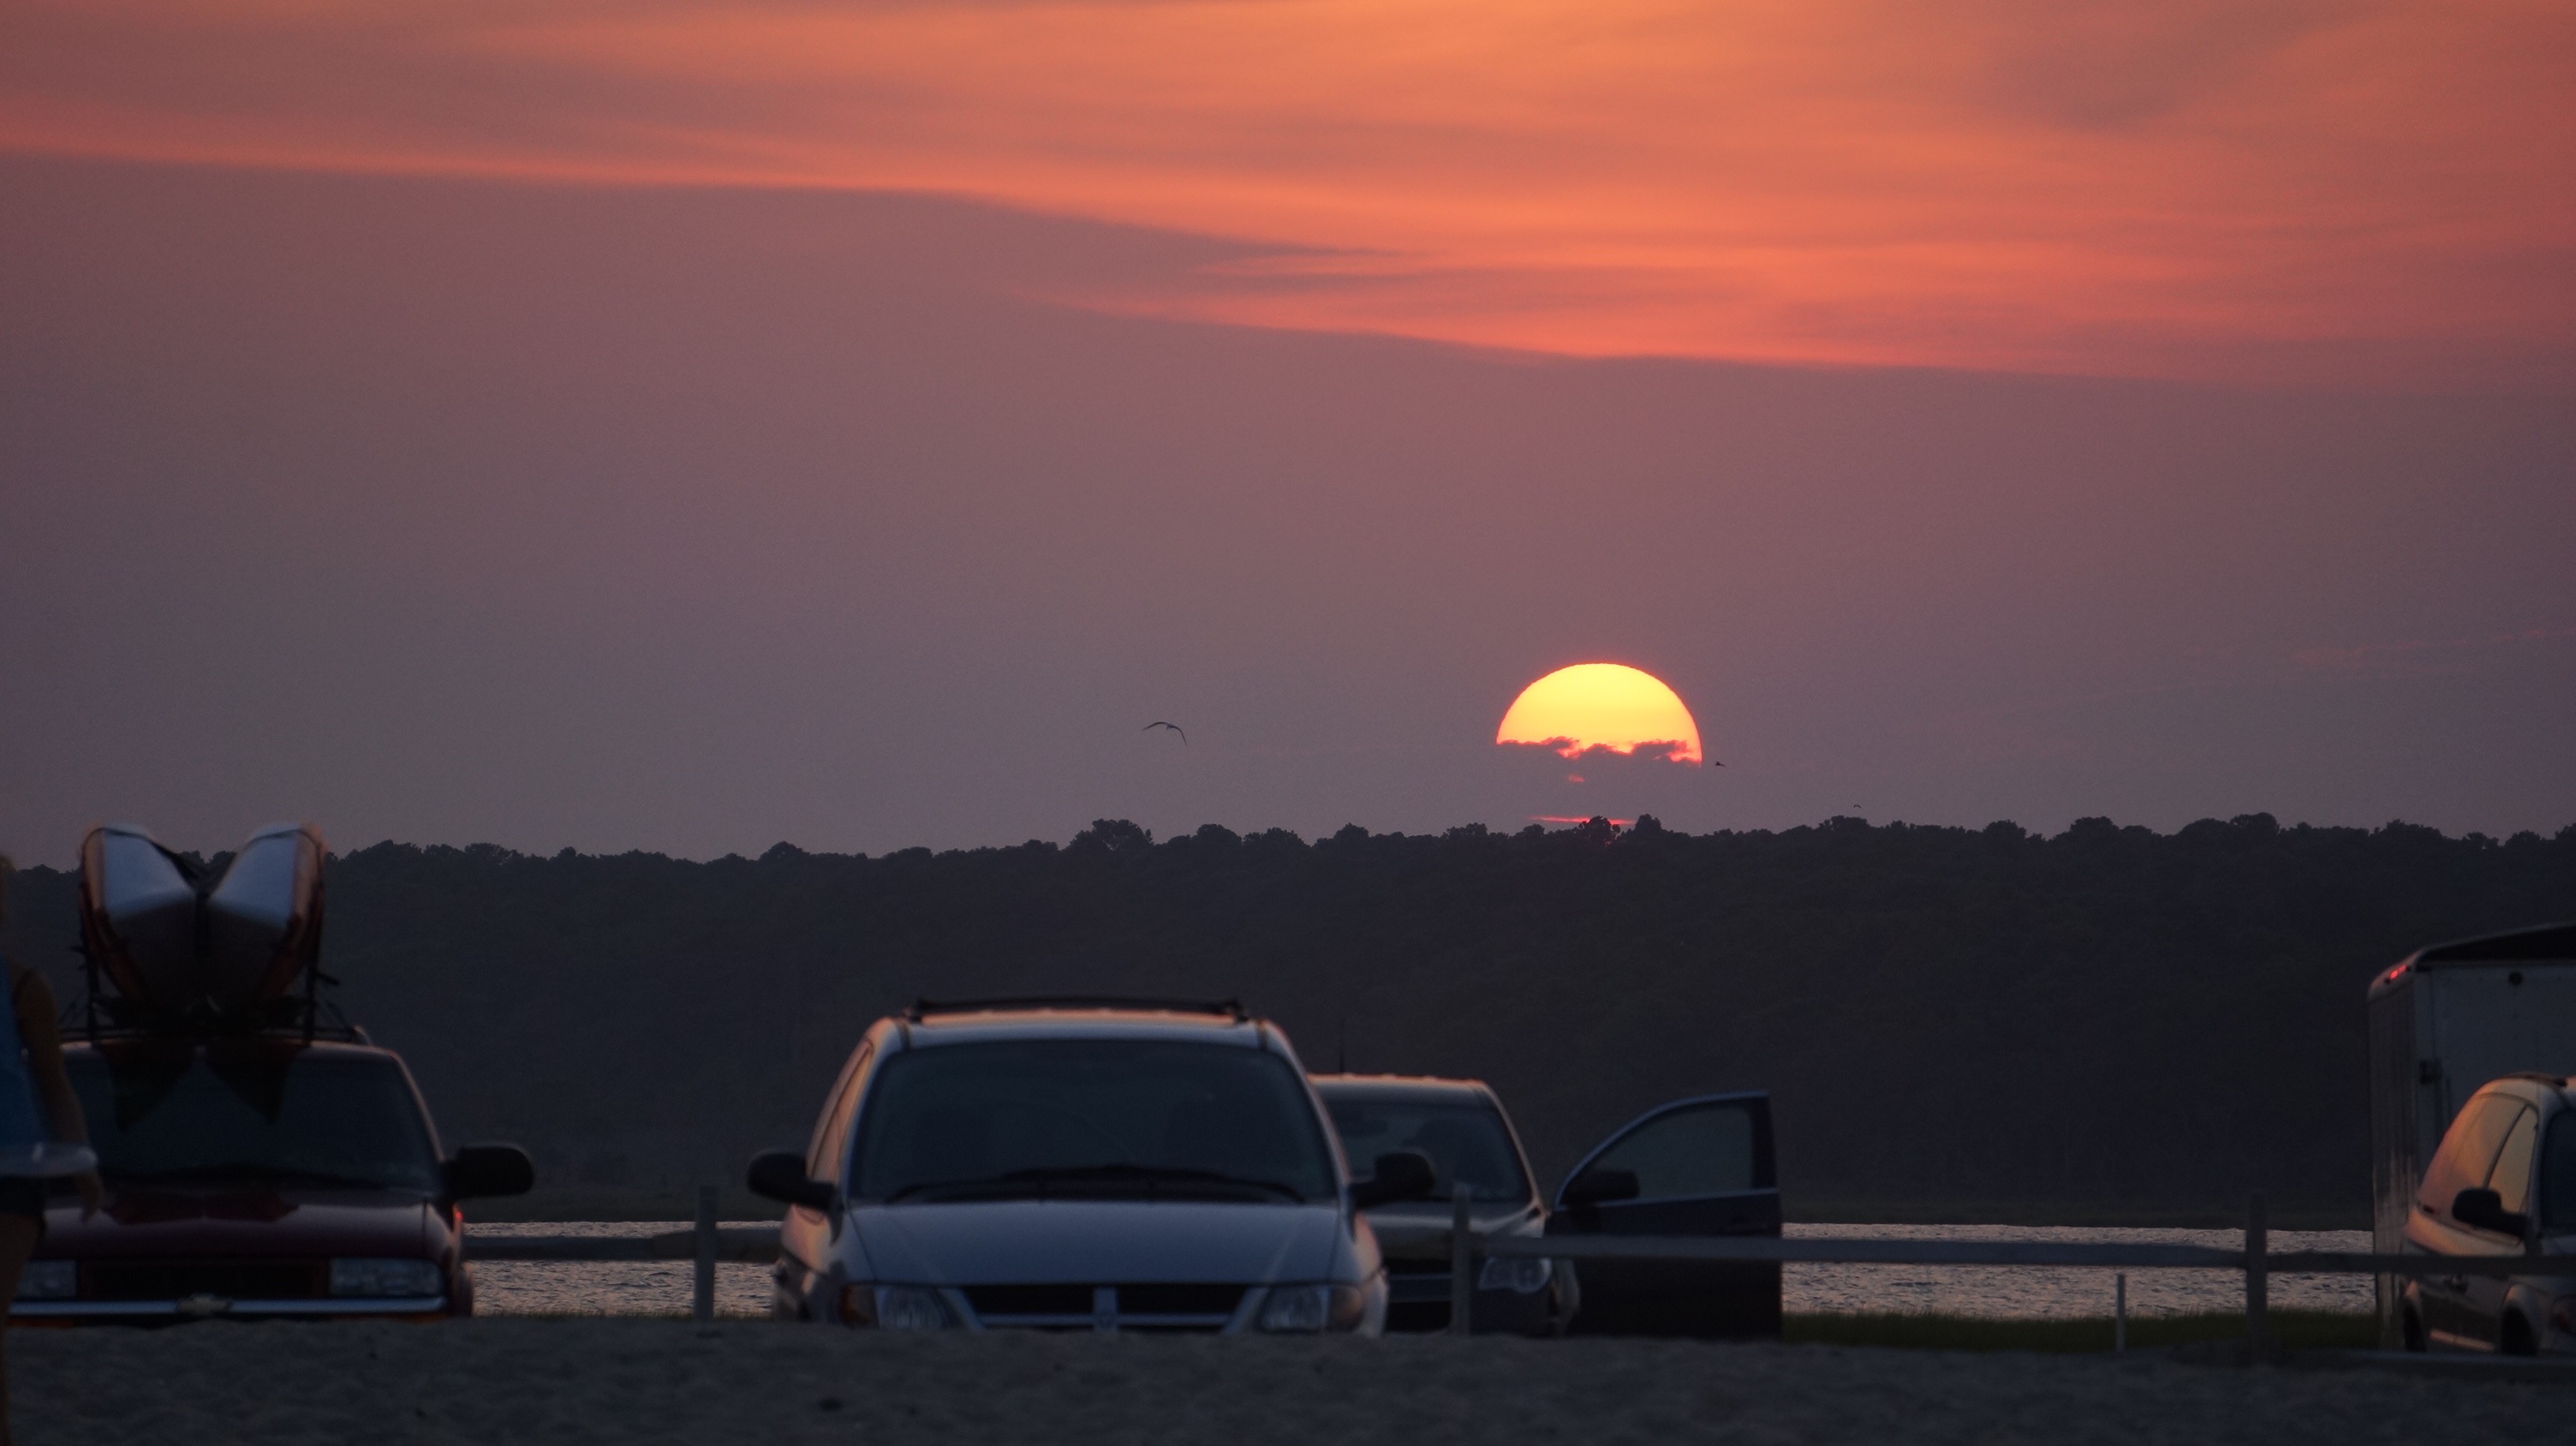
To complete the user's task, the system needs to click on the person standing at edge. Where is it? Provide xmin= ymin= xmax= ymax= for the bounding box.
xmin=0 ymin=856 xmax=104 ymax=1445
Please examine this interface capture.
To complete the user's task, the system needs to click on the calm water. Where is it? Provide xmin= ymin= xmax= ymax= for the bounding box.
xmin=1780 ymin=1223 xmax=2371 ymax=1318
xmin=467 ymin=1220 xmax=2372 ymax=1320
xmin=468 ymin=1222 xmax=778 ymax=1319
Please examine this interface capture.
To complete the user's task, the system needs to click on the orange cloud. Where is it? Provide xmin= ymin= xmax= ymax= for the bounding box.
xmin=7 ymin=0 xmax=2568 ymax=384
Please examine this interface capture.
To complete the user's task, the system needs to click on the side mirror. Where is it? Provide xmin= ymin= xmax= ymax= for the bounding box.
xmin=1559 ymin=1168 xmax=1641 ymax=1209
xmin=1350 ymin=1150 xmax=1438 ymax=1210
xmin=748 ymin=1150 xmax=838 ymax=1211
xmin=2451 ymin=1187 xmax=2531 ymax=1239
xmin=444 ymin=1144 xmax=535 ymax=1200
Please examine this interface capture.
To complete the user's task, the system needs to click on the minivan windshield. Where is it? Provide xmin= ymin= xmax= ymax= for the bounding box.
xmin=849 ymin=1039 xmax=1336 ymax=1204
xmin=68 ymin=1044 xmax=444 ymax=1193
xmin=1325 ymin=1093 xmax=1531 ymax=1204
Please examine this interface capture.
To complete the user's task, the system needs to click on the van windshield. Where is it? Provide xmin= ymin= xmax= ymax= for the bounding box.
xmin=68 ymin=1045 xmax=444 ymax=1193
xmin=1325 ymin=1094 xmax=1531 ymax=1204
xmin=849 ymin=1039 xmax=1336 ymax=1204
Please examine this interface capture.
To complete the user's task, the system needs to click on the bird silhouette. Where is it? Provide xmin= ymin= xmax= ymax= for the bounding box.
xmin=1142 ymin=721 xmax=1188 ymax=746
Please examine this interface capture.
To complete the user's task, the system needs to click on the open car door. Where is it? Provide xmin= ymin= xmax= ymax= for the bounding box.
xmin=1546 ymin=1091 xmax=1780 ymax=1337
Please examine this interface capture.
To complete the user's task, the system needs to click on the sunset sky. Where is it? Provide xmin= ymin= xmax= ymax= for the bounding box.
xmin=2 ymin=1 xmax=2570 ymax=859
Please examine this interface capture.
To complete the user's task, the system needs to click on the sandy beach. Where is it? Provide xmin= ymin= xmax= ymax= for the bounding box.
xmin=14 ymin=1322 xmax=2567 ymax=1445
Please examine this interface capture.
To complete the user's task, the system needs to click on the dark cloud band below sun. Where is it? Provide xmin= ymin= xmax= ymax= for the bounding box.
xmin=1505 ymin=738 xmax=1701 ymax=766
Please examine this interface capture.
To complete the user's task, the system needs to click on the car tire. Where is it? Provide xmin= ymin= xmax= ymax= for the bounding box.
xmin=2400 ymin=1309 xmax=2426 ymax=1353
xmin=1537 ymin=1280 xmax=1571 ymax=1337
xmin=2501 ymin=1312 xmax=2537 ymax=1358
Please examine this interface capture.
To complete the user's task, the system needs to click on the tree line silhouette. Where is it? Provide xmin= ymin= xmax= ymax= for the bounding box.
xmin=5 ymin=813 xmax=2568 ymax=1222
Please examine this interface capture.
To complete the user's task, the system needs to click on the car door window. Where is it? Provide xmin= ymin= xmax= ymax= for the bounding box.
xmin=808 ymin=1043 xmax=873 ymax=1185
xmin=2485 ymin=1107 xmax=2539 ymax=1216
xmin=806 ymin=1046 xmax=864 ymax=1173
xmin=2540 ymin=1113 xmax=2576 ymax=1233
xmin=2418 ymin=1096 xmax=2520 ymax=1217
xmin=1586 ymin=1101 xmax=1759 ymax=1201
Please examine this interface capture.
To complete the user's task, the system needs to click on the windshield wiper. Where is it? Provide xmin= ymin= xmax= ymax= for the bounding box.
xmin=1011 ymin=1165 xmax=1305 ymax=1200
xmin=884 ymin=1175 xmax=1014 ymax=1204
xmin=886 ymin=1164 xmax=1304 ymax=1204
xmin=265 ymin=1167 xmax=406 ymax=1190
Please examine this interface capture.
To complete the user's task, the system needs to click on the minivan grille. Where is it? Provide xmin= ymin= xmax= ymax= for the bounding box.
xmin=86 ymin=1260 xmax=327 ymax=1300
xmin=1111 ymin=1283 xmax=1243 ymax=1315
xmin=963 ymin=1282 xmax=1246 ymax=1329
xmin=964 ymin=1284 xmax=1092 ymax=1317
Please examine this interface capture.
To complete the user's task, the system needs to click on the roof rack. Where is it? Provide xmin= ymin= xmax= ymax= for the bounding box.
xmin=905 ymin=995 xmax=1249 ymax=1022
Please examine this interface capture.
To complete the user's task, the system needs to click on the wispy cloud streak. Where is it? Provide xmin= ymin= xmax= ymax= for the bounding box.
xmin=2293 ymin=627 xmax=2576 ymax=678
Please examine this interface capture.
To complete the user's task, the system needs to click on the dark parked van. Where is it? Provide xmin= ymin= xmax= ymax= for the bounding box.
xmin=13 ymin=1031 xmax=532 ymax=1323
xmin=1324 ymin=1077 xmax=1786 ymax=1339
xmin=17 ymin=820 xmax=534 ymax=1322
xmin=1315 ymin=1074 xmax=1577 ymax=1335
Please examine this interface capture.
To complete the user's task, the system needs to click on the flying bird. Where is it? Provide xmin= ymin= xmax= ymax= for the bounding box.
xmin=1142 ymin=721 xmax=1188 ymax=745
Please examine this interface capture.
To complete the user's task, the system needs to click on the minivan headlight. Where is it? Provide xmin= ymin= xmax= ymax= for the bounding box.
xmin=330 ymin=1258 xmax=444 ymax=1298
xmin=15 ymin=1260 xmax=75 ymax=1300
xmin=1257 ymin=1283 xmax=1366 ymax=1333
xmin=1477 ymin=1257 xmax=1553 ymax=1294
xmin=838 ymin=1282 xmax=955 ymax=1330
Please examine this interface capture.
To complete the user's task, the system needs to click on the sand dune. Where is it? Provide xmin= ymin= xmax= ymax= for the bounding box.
xmin=15 ymin=1320 xmax=2567 ymax=1444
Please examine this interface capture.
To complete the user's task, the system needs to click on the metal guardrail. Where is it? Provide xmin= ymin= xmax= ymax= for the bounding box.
xmin=1460 ymin=1191 xmax=2564 ymax=1345
xmin=1478 ymin=1235 xmax=2547 ymax=1276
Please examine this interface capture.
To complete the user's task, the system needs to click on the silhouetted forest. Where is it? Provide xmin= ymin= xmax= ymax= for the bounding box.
xmin=6 ymin=815 xmax=2570 ymax=1222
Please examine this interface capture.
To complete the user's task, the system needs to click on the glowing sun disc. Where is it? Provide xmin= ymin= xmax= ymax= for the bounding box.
xmin=1497 ymin=663 xmax=1702 ymax=763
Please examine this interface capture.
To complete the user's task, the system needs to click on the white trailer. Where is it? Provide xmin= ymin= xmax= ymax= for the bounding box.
xmin=2367 ymin=922 xmax=2576 ymax=1346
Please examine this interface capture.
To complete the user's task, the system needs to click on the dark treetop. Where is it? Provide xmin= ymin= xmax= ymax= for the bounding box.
xmin=7 ymin=814 xmax=2569 ymax=1220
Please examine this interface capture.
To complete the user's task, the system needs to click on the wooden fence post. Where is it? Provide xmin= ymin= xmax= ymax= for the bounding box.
xmin=695 ymin=1184 xmax=719 ymax=1324
xmin=2245 ymin=1192 xmax=2268 ymax=1361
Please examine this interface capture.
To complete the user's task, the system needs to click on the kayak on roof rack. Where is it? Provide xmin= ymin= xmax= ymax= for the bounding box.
xmin=76 ymin=822 xmax=329 ymax=1036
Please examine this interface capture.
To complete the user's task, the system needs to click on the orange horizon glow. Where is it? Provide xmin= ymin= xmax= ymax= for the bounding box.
xmin=1498 ymin=664 xmax=1703 ymax=766
xmin=6 ymin=1 xmax=2571 ymax=385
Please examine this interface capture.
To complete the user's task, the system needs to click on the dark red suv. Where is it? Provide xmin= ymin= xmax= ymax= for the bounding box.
xmin=11 ymin=1031 xmax=530 ymax=1324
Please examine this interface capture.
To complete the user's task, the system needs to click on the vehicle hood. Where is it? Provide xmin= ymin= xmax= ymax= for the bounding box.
xmin=848 ymin=1201 xmax=1347 ymax=1285
xmin=38 ymin=1186 xmax=446 ymax=1260
xmin=1361 ymin=1201 xmax=1544 ymax=1264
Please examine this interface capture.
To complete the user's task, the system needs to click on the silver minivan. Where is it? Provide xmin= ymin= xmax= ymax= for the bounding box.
xmin=746 ymin=998 xmax=1434 ymax=1333
xmin=2400 ymin=1072 xmax=2576 ymax=1354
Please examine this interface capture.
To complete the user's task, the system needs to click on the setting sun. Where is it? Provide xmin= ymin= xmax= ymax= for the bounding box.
xmin=1496 ymin=664 xmax=1703 ymax=765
